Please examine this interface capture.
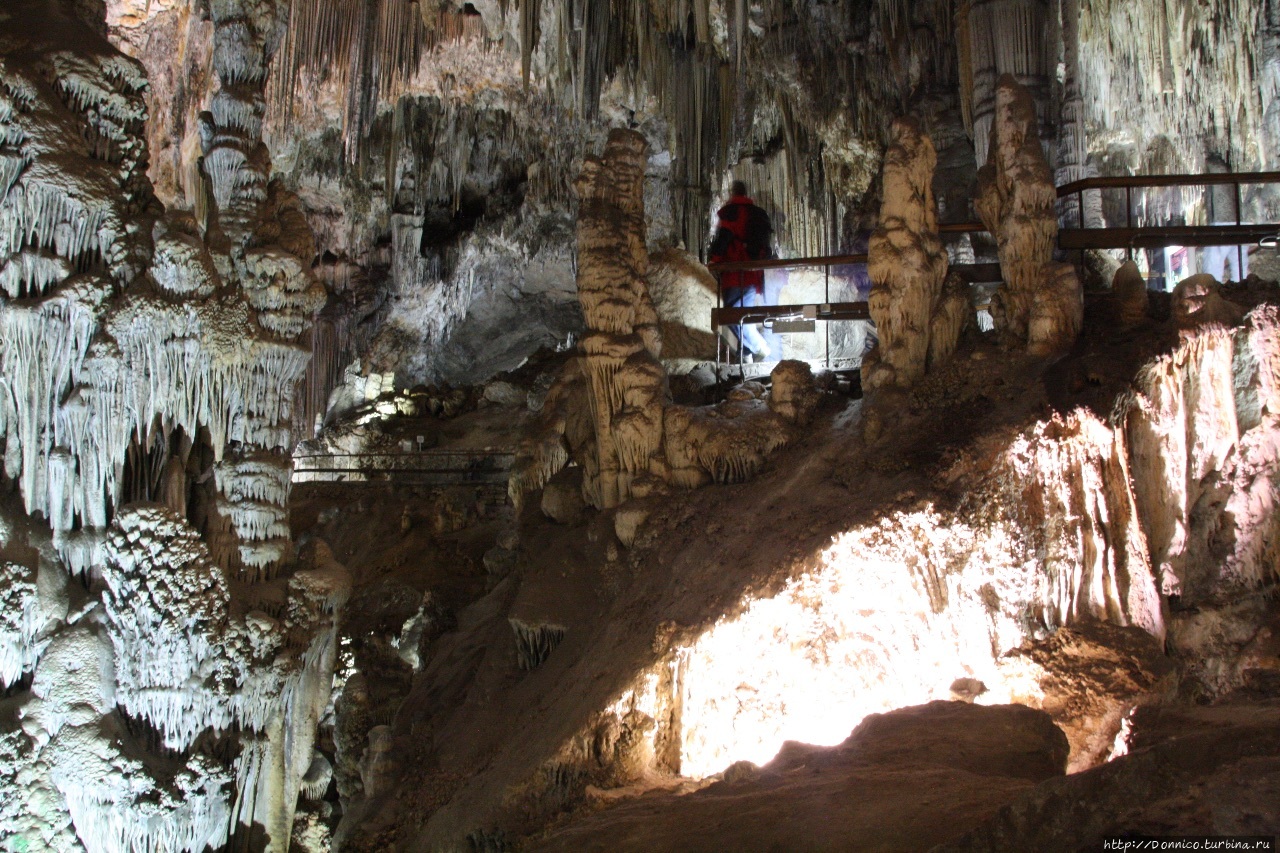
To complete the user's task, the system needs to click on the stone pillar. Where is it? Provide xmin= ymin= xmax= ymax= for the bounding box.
xmin=1263 ymin=0 xmax=1280 ymax=169
xmin=1055 ymin=0 xmax=1102 ymax=229
xmin=977 ymin=76 xmax=1082 ymax=356
xmin=572 ymin=129 xmax=667 ymax=508
xmin=957 ymin=0 xmax=1054 ymax=169
xmin=863 ymin=118 xmax=964 ymax=390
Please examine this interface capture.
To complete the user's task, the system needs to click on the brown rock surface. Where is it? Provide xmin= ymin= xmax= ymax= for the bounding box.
xmin=937 ymin=701 xmax=1280 ymax=851
xmin=998 ymin=621 xmax=1176 ymax=770
xmin=1112 ymin=261 xmax=1150 ymax=330
xmin=527 ymin=701 xmax=1067 ymax=853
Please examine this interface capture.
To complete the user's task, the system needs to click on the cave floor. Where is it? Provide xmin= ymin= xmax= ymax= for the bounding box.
xmin=289 ymin=305 xmax=1280 ymax=850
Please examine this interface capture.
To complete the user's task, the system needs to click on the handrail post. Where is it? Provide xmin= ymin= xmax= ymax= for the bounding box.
xmin=824 ymin=263 xmax=832 ymax=371
xmin=715 ymin=270 xmax=723 ymax=377
xmin=1125 ymin=185 xmax=1133 ymax=261
xmin=1236 ymin=180 xmax=1244 ymax=281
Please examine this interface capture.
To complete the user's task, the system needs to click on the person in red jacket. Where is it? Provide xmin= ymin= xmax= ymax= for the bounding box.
xmin=709 ymin=181 xmax=775 ymax=360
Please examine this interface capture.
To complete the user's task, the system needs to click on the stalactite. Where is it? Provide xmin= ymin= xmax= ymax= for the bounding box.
xmin=511 ymin=619 xmax=567 ymax=670
xmin=1076 ymin=0 xmax=1268 ymax=176
xmin=0 ymin=561 xmax=46 ymax=688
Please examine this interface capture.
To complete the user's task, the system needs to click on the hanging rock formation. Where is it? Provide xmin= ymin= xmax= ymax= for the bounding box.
xmin=863 ymin=117 xmax=965 ymax=391
xmin=976 ymin=75 xmax=1082 ymax=356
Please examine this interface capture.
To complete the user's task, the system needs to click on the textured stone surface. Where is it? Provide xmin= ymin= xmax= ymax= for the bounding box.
xmin=863 ymin=117 xmax=960 ymax=390
xmin=977 ymin=76 xmax=1082 ymax=356
xmin=529 ymin=702 xmax=1067 ymax=853
xmin=937 ymin=702 xmax=1280 ymax=851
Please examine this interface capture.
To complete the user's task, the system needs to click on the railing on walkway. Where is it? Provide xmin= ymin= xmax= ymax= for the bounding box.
xmin=707 ymin=253 xmax=870 ymax=372
xmin=1055 ymin=171 xmax=1280 ymax=255
xmin=706 ymin=171 xmax=1280 ymax=371
xmin=292 ymin=448 xmax=515 ymax=488
xmin=707 ymin=251 xmax=1003 ymax=372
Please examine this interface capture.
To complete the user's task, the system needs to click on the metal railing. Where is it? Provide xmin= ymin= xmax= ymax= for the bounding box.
xmin=704 ymin=172 xmax=1279 ymax=373
xmin=706 ymin=250 xmax=1004 ymax=372
xmin=707 ymin=253 xmax=873 ymax=372
xmin=292 ymin=448 xmax=515 ymax=487
xmin=1055 ymin=171 xmax=1280 ymax=270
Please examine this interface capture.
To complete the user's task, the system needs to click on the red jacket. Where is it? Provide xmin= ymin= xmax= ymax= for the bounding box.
xmin=709 ymin=195 xmax=773 ymax=292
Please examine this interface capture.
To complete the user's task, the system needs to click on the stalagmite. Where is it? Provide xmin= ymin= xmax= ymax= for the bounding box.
xmin=977 ymin=76 xmax=1081 ymax=355
xmin=958 ymin=0 xmax=1054 ymax=167
xmin=862 ymin=117 xmax=961 ymax=391
xmin=573 ymin=129 xmax=665 ymax=508
xmin=514 ymin=129 xmax=812 ymax=518
xmin=1171 ymin=274 xmax=1246 ymax=332
xmin=769 ymin=360 xmax=822 ymax=426
xmin=1111 ymin=261 xmax=1149 ymax=331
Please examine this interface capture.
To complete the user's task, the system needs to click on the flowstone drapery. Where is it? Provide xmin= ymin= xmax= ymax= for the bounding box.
xmin=862 ymin=118 xmax=965 ymax=391
xmin=976 ymin=75 xmax=1082 ymax=356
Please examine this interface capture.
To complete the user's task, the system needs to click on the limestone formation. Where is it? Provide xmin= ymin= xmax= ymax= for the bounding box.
xmin=511 ymin=130 xmax=816 ymax=516
xmin=0 ymin=7 xmax=343 ymax=849
xmin=1124 ymin=305 xmax=1276 ymax=612
xmin=863 ymin=117 xmax=963 ymax=391
xmin=957 ymin=0 xmax=1054 ymax=169
xmin=645 ymin=248 xmax=720 ymax=365
xmin=1171 ymin=273 xmax=1246 ymax=331
xmin=3 ymin=2 xmax=1278 ymax=851
xmin=769 ymin=360 xmax=823 ymax=426
xmin=1110 ymin=260 xmax=1149 ymax=330
xmin=573 ymin=129 xmax=666 ymax=508
xmin=1027 ymin=261 xmax=1085 ymax=356
xmin=977 ymin=76 xmax=1082 ymax=355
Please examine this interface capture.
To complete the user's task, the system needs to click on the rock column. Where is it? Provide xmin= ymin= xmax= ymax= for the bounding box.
xmin=202 ymin=0 xmax=325 ymax=580
xmin=863 ymin=118 xmax=965 ymax=390
xmin=957 ymin=0 xmax=1053 ymax=168
xmin=976 ymin=76 xmax=1082 ymax=356
xmin=572 ymin=129 xmax=667 ymax=508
